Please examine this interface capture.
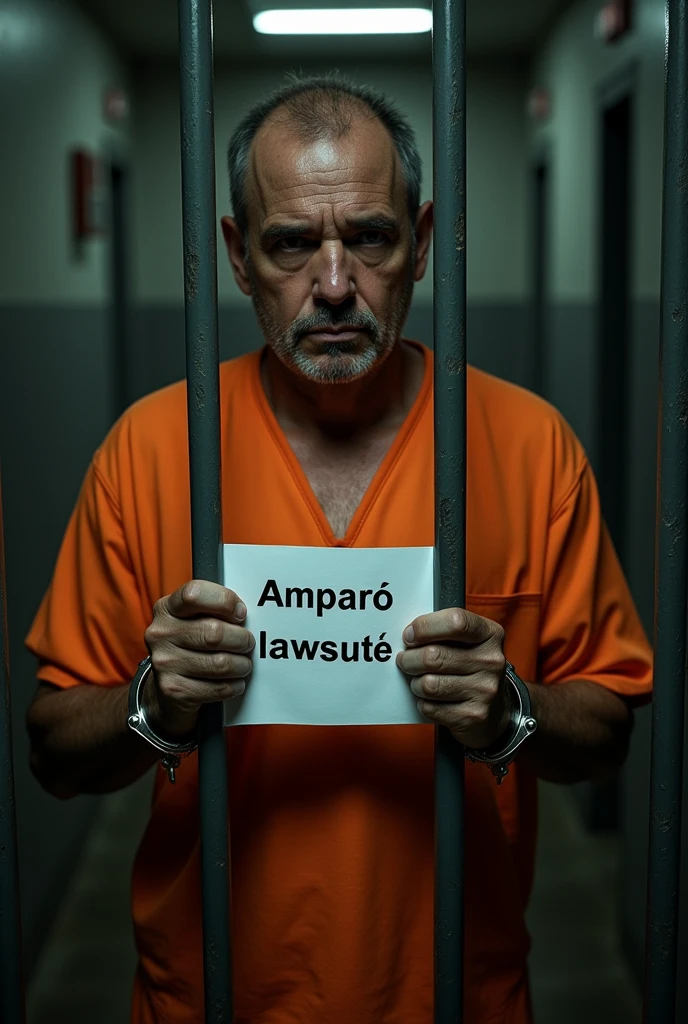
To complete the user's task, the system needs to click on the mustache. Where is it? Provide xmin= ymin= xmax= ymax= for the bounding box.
xmin=291 ymin=307 xmax=379 ymax=339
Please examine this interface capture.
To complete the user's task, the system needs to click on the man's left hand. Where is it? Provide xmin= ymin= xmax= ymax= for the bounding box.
xmin=396 ymin=608 xmax=515 ymax=749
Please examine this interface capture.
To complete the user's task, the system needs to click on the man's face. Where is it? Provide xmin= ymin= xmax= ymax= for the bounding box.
xmin=223 ymin=113 xmax=431 ymax=385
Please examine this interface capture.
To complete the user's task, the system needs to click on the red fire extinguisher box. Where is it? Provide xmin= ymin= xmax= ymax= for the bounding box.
xmin=71 ymin=149 xmax=107 ymax=240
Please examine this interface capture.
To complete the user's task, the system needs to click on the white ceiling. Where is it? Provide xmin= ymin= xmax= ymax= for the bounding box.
xmin=76 ymin=0 xmax=575 ymax=63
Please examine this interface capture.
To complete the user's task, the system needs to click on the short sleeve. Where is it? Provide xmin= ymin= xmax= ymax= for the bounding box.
xmin=25 ymin=452 xmax=149 ymax=689
xmin=538 ymin=457 xmax=653 ymax=703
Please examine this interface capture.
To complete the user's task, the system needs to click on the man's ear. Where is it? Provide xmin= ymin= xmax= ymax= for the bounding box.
xmin=412 ymin=201 xmax=433 ymax=282
xmin=221 ymin=216 xmax=252 ymax=296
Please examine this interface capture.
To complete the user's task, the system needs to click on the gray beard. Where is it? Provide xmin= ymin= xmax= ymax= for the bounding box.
xmin=248 ymin=258 xmax=415 ymax=385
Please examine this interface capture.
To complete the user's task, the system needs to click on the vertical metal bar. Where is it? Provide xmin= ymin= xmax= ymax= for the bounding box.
xmin=0 ymin=474 xmax=26 ymax=1024
xmin=644 ymin=2 xmax=688 ymax=1020
xmin=178 ymin=1 xmax=232 ymax=1021
xmin=432 ymin=0 xmax=467 ymax=1020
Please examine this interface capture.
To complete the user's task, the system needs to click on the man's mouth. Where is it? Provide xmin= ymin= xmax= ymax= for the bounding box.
xmin=304 ymin=326 xmax=366 ymax=340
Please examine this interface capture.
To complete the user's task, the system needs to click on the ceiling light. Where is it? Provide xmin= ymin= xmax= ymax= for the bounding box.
xmin=253 ymin=8 xmax=433 ymax=35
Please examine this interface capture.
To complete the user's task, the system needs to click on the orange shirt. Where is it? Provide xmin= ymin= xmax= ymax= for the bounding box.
xmin=27 ymin=342 xmax=652 ymax=1024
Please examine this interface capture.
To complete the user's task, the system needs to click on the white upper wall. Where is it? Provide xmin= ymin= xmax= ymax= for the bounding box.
xmin=0 ymin=0 xmax=130 ymax=305
xmin=530 ymin=0 xmax=666 ymax=301
xmin=132 ymin=58 xmax=530 ymax=305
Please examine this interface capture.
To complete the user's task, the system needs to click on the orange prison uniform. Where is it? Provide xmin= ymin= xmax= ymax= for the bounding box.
xmin=27 ymin=341 xmax=652 ymax=1024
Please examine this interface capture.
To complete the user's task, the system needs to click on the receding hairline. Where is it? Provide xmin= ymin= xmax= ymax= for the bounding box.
xmin=227 ymin=75 xmax=422 ymax=236
xmin=246 ymin=101 xmax=403 ymax=207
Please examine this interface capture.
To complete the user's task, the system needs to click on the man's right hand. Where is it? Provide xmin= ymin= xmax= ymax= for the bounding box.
xmin=143 ymin=580 xmax=254 ymax=739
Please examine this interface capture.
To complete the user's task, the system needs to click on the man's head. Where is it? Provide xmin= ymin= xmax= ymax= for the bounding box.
xmin=221 ymin=75 xmax=433 ymax=385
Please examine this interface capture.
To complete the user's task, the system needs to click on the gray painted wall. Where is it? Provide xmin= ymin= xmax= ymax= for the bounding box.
xmin=0 ymin=309 xmax=115 ymax=963
xmin=0 ymin=0 xmax=129 ymax=966
xmin=530 ymin=0 xmax=686 ymax=1010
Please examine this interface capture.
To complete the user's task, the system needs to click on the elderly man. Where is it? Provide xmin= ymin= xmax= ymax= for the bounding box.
xmin=26 ymin=77 xmax=651 ymax=1023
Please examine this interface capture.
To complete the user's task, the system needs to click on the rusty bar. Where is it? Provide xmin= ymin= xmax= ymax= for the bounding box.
xmin=432 ymin=0 xmax=467 ymax=1020
xmin=643 ymin=1 xmax=688 ymax=1020
xmin=177 ymin=0 xmax=233 ymax=1020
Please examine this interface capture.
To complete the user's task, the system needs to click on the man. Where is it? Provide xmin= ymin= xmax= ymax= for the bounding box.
xmin=26 ymin=77 xmax=652 ymax=1023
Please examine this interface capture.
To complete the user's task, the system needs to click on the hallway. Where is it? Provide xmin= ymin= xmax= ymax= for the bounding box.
xmin=2 ymin=0 xmax=683 ymax=1019
xmin=26 ymin=780 xmax=641 ymax=1023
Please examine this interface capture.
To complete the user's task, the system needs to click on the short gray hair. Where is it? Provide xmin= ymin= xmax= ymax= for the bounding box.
xmin=227 ymin=73 xmax=422 ymax=236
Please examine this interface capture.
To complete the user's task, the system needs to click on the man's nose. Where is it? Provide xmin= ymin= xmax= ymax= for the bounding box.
xmin=312 ymin=240 xmax=355 ymax=305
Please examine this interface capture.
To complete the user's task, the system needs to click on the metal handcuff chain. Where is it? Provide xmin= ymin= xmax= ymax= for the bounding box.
xmin=464 ymin=662 xmax=538 ymax=783
xmin=127 ymin=655 xmax=198 ymax=783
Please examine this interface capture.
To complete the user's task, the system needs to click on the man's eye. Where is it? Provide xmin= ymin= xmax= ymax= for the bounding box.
xmin=354 ymin=231 xmax=388 ymax=246
xmin=275 ymin=237 xmax=310 ymax=252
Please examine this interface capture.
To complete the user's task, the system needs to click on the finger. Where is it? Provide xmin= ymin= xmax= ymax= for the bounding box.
xmin=396 ymin=643 xmax=489 ymax=678
xmin=403 ymin=607 xmax=501 ymax=648
xmin=188 ymin=677 xmax=248 ymax=702
xmin=166 ymin=675 xmax=249 ymax=709
xmin=415 ymin=698 xmax=476 ymax=730
xmin=165 ymin=581 xmax=247 ymax=624
xmin=178 ymin=618 xmax=255 ymax=655
xmin=409 ymin=673 xmax=476 ymax=702
xmin=152 ymin=645 xmax=254 ymax=683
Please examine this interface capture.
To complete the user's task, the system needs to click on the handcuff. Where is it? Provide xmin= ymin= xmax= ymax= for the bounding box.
xmin=464 ymin=662 xmax=537 ymax=783
xmin=127 ymin=656 xmax=197 ymax=783
xmin=127 ymin=654 xmax=536 ymax=786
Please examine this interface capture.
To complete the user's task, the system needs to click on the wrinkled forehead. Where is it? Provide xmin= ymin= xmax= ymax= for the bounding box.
xmin=247 ymin=115 xmax=405 ymax=225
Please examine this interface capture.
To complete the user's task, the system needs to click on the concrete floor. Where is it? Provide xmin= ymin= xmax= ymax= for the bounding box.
xmin=26 ymin=778 xmax=641 ymax=1023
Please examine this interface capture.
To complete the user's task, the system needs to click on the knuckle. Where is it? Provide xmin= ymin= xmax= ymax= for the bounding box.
xmin=493 ymin=622 xmax=506 ymax=644
xmin=180 ymin=580 xmax=201 ymax=605
xmin=423 ymin=645 xmax=444 ymax=670
xmin=469 ymin=703 xmax=490 ymax=724
xmin=210 ymin=651 xmax=234 ymax=676
xmin=209 ymin=651 xmax=250 ymax=678
xmin=490 ymin=650 xmax=507 ymax=675
xmin=144 ymin=622 xmax=160 ymax=647
xmin=449 ymin=608 xmax=465 ymax=634
xmin=150 ymin=646 xmax=173 ymax=673
xmin=201 ymin=618 xmax=224 ymax=648
xmin=422 ymin=700 xmax=440 ymax=717
xmin=422 ymin=674 xmax=440 ymax=697
xmin=481 ymin=676 xmax=500 ymax=700
xmin=158 ymin=677 xmax=186 ymax=703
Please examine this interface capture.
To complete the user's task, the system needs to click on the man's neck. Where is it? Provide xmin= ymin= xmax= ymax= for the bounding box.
xmin=260 ymin=341 xmax=425 ymax=440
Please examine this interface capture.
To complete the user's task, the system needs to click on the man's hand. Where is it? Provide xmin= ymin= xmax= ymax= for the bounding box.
xmin=396 ymin=607 xmax=513 ymax=749
xmin=144 ymin=580 xmax=255 ymax=739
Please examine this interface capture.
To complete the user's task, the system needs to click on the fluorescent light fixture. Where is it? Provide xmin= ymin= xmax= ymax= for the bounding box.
xmin=253 ymin=7 xmax=433 ymax=35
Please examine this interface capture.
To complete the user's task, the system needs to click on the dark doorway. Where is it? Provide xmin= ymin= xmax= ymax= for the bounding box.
xmin=597 ymin=94 xmax=633 ymax=570
xmin=583 ymin=91 xmax=633 ymax=834
xmin=109 ymin=161 xmax=131 ymax=417
xmin=532 ymin=160 xmax=549 ymax=397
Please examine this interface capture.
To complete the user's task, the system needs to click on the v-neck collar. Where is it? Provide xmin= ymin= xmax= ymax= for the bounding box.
xmin=250 ymin=340 xmax=432 ymax=547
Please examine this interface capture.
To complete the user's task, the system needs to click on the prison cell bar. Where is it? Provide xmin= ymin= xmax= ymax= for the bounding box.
xmin=643 ymin=1 xmax=688 ymax=1020
xmin=178 ymin=1 xmax=234 ymax=1021
xmin=433 ymin=1 xmax=467 ymax=1021
xmin=0 ymin=475 xmax=26 ymax=1024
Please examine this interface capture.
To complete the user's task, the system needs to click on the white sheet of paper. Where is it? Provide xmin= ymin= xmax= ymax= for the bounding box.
xmin=222 ymin=544 xmax=434 ymax=727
